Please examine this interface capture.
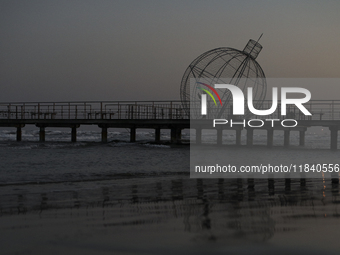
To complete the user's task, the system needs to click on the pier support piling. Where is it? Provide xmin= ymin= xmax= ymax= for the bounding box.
xmin=155 ymin=128 xmax=161 ymax=143
xmin=39 ymin=126 xmax=45 ymax=142
xmin=236 ymin=129 xmax=241 ymax=146
xmin=101 ymin=126 xmax=108 ymax=143
xmin=171 ymin=128 xmax=176 ymax=143
xmin=16 ymin=126 xmax=22 ymax=142
xmin=267 ymin=129 xmax=274 ymax=147
xmin=130 ymin=127 xmax=136 ymax=142
xmin=196 ymin=128 xmax=202 ymax=145
xmin=284 ymin=130 xmax=290 ymax=147
xmin=71 ymin=126 xmax=77 ymax=142
xmin=176 ymin=128 xmax=182 ymax=141
xmin=170 ymin=128 xmax=182 ymax=144
xmin=330 ymin=127 xmax=338 ymax=150
xmin=299 ymin=130 xmax=305 ymax=146
xmin=246 ymin=128 xmax=253 ymax=146
xmin=217 ymin=128 xmax=222 ymax=145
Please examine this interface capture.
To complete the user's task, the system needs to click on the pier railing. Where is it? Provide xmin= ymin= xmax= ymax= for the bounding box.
xmin=0 ymin=101 xmax=187 ymax=120
xmin=193 ymin=100 xmax=340 ymax=121
xmin=1 ymin=100 xmax=340 ymax=121
xmin=251 ymin=100 xmax=340 ymax=121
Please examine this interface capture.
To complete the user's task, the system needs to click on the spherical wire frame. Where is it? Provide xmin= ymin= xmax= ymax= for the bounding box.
xmin=180 ymin=46 xmax=267 ymax=119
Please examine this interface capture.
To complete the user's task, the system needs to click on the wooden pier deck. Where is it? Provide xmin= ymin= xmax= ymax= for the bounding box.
xmin=0 ymin=101 xmax=188 ymax=143
xmin=1 ymin=100 xmax=340 ymax=149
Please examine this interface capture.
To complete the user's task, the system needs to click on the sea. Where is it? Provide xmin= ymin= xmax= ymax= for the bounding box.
xmin=1 ymin=128 xmax=340 ymax=254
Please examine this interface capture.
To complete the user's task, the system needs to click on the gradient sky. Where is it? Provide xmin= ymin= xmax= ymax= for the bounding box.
xmin=1 ymin=0 xmax=340 ymax=102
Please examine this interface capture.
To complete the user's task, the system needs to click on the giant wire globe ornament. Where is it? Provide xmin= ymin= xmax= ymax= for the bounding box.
xmin=180 ymin=36 xmax=267 ymax=119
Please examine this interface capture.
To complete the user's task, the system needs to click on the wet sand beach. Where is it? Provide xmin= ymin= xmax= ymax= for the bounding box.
xmin=1 ymin=131 xmax=340 ymax=254
xmin=1 ymin=176 xmax=340 ymax=254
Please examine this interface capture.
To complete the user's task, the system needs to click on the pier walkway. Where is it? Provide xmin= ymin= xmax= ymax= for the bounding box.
xmin=1 ymin=100 xmax=340 ymax=149
xmin=0 ymin=101 xmax=188 ymax=143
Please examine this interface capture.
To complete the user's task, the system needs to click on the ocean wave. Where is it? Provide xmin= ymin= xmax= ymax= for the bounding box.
xmin=142 ymin=143 xmax=171 ymax=148
xmin=0 ymin=171 xmax=189 ymax=187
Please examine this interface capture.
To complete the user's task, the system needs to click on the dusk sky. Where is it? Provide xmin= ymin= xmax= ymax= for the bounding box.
xmin=1 ymin=0 xmax=340 ymax=102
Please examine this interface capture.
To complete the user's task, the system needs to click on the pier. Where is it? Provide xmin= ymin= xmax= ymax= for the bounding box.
xmin=0 ymin=101 xmax=188 ymax=144
xmin=1 ymin=100 xmax=340 ymax=149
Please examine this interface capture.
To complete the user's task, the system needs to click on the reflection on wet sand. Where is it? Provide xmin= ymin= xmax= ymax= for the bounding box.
xmin=1 ymin=178 xmax=340 ymax=253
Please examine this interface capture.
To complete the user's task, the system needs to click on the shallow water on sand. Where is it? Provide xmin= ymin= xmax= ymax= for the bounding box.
xmin=2 ymin=176 xmax=340 ymax=254
xmin=1 ymin=130 xmax=340 ymax=254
